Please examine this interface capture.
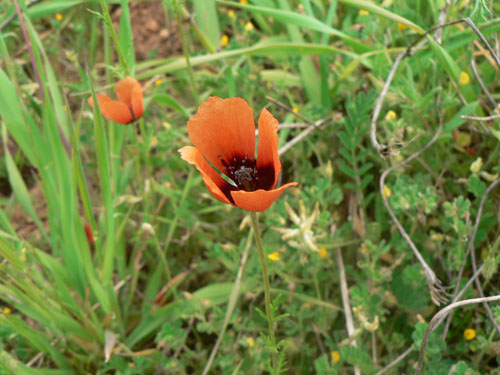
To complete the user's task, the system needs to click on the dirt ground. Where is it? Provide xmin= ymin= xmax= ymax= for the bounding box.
xmin=112 ymin=1 xmax=183 ymax=61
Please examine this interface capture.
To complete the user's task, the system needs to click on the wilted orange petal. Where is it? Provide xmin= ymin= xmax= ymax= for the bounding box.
xmin=256 ymin=108 xmax=280 ymax=190
xmin=231 ymin=182 xmax=298 ymax=212
xmin=89 ymin=94 xmax=133 ymax=124
xmin=179 ymin=146 xmax=236 ymax=205
xmin=187 ymin=97 xmax=255 ymax=174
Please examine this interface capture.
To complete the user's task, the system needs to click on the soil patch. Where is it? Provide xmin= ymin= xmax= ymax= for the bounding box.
xmin=112 ymin=1 xmax=183 ymax=61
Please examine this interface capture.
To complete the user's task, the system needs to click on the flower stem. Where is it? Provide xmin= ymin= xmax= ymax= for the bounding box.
xmin=174 ymin=0 xmax=199 ymax=106
xmin=250 ymin=212 xmax=278 ymax=373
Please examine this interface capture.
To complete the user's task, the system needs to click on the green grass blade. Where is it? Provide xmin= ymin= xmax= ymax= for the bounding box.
xmin=217 ymin=0 xmax=371 ymax=52
xmin=192 ymin=0 xmax=220 ymax=51
xmin=88 ymin=71 xmax=116 ymax=285
xmin=137 ymin=42 xmax=358 ymax=78
xmin=338 ymin=0 xmax=425 ymax=34
xmin=119 ymin=0 xmax=136 ymax=74
xmin=427 ymin=35 xmax=475 ymax=102
xmin=276 ymin=0 xmax=321 ymax=105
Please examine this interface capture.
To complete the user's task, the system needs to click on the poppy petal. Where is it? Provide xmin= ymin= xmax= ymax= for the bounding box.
xmin=179 ymin=146 xmax=236 ymax=205
xmin=116 ymin=77 xmax=141 ymax=108
xmin=231 ymin=182 xmax=298 ymax=212
xmin=187 ymin=97 xmax=256 ymax=175
xmin=131 ymin=83 xmax=144 ymax=120
xmin=256 ymin=108 xmax=280 ymax=190
xmin=89 ymin=94 xmax=134 ymax=124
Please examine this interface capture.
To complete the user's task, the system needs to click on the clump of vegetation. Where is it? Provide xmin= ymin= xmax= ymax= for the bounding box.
xmin=0 ymin=0 xmax=499 ymax=374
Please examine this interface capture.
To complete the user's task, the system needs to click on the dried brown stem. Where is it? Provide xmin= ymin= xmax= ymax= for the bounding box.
xmin=380 ymin=97 xmax=447 ymax=305
xmin=416 ymin=294 xmax=500 ymax=375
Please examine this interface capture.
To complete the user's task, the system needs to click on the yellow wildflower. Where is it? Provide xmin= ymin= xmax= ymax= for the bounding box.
xmin=459 ymin=71 xmax=470 ymax=86
xmin=228 ymin=9 xmax=235 ymax=19
xmin=385 ymin=110 xmax=397 ymax=121
xmin=240 ymin=0 xmax=248 ymax=3
xmin=331 ymin=350 xmax=340 ymax=363
xmin=220 ymin=34 xmax=229 ymax=47
xmin=319 ymin=247 xmax=327 ymax=258
xmin=298 ymin=4 xmax=304 ymax=11
xmin=383 ymin=184 xmax=392 ymax=198
xmin=155 ymin=78 xmax=163 ymax=87
xmin=292 ymin=106 xmax=299 ymax=113
xmin=359 ymin=9 xmax=369 ymax=16
xmin=464 ymin=328 xmax=476 ymax=340
xmin=2 ymin=307 xmax=11 ymax=314
xmin=56 ymin=13 xmax=63 ymax=22
xmin=244 ymin=21 xmax=254 ymax=31
xmin=267 ymin=251 xmax=280 ymax=261
xmin=151 ymin=135 xmax=159 ymax=148
xmin=398 ymin=22 xmax=408 ymax=31
xmin=246 ymin=337 xmax=255 ymax=347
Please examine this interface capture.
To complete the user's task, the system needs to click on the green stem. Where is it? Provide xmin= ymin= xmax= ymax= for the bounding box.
xmin=174 ymin=0 xmax=199 ymax=106
xmin=98 ymin=0 xmax=129 ymax=73
xmin=250 ymin=212 xmax=278 ymax=373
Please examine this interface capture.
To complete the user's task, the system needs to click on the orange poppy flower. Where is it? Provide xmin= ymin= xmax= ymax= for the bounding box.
xmin=179 ymin=97 xmax=298 ymax=212
xmin=88 ymin=77 xmax=144 ymax=124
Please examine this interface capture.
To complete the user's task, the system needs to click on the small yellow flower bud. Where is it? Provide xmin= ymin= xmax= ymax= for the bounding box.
xmin=3 ymin=307 xmax=11 ymax=314
xmin=155 ymin=78 xmax=163 ymax=87
xmin=383 ymin=184 xmax=392 ymax=198
xmin=292 ymin=106 xmax=299 ymax=113
xmin=319 ymin=247 xmax=327 ymax=258
xmin=151 ymin=135 xmax=159 ymax=148
xmin=331 ymin=350 xmax=340 ymax=363
xmin=464 ymin=328 xmax=476 ymax=340
xmin=220 ymin=34 xmax=229 ymax=47
xmin=246 ymin=337 xmax=255 ymax=347
xmin=228 ymin=10 xmax=235 ymax=19
xmin=398 ymin=22 xmax=408 ymax=31
xmin=244 ymin=21 xmax=254 ymax=31
xmin=267 ymin=251 xmax=280 ymax=261
xmin=359 ymin=9 xmax=369 ymax=16
xmin=240 ymin=0 xmax=248 ymax=4
xmin=459 ymin=71 xmax=470 ymax=86
xmin=56 ymin=13 xmax=63 ymax=21
xmin=385 ymin=110 xmax=397 ymax=121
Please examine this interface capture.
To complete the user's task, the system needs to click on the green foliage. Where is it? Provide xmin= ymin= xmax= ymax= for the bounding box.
xmin=0 ymin=0 xmax=499 ymax=374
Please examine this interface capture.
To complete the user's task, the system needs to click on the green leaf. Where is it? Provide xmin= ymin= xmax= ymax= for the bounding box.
xmin=467 ymin=174 xmax=486 ymax=198
xmin=151 ymin=93 xmax=191 ymax=118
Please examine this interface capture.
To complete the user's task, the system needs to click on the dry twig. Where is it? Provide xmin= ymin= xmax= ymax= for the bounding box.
xmin=416 ymin=294 xmax=500 ymax=375
xmin=380 ymin=97 xmax=447 ymax=305
xmin=335 ymin=247 xmax=360 ymax=375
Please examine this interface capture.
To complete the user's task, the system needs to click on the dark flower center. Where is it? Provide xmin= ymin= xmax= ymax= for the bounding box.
xmin=219 ymin=153 xmax=258 ymax=192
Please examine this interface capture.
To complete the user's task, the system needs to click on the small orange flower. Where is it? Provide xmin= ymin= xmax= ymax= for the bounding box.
xmin=89 ymin=77 xmax=144 ymax=124
xmin=179 ymin=97 xmax=298 ymax=212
